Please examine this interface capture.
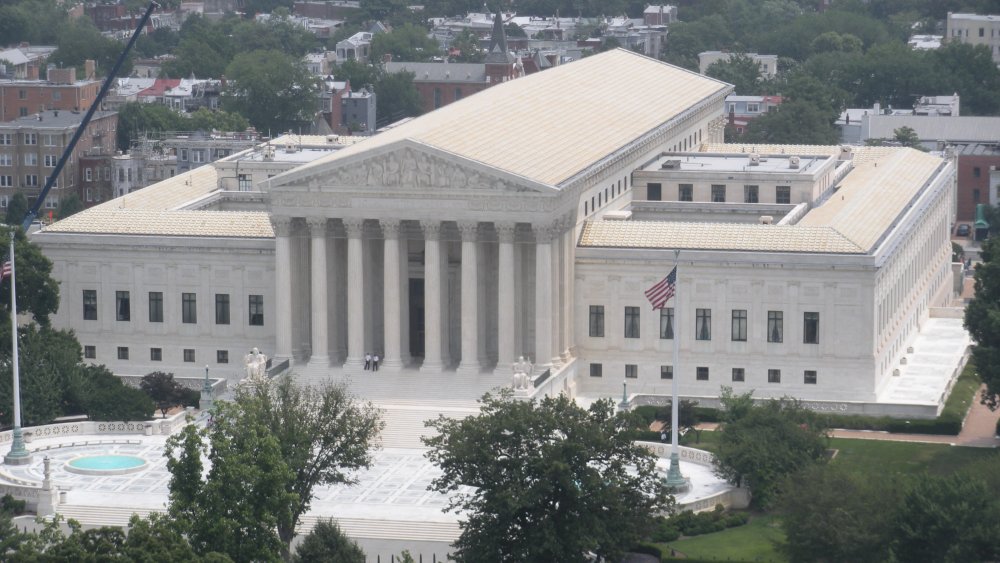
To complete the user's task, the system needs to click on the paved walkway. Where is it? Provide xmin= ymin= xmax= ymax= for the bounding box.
xmin=695 ymin=385 xmax=1000 ymax=447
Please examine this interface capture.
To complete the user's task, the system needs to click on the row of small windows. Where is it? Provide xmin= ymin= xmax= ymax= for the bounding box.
xmin=589 ymin=305 xmax=819 ymax=344
xmin=589 ymin=363 xmax=817 ymax=384
xmin=0 ymin=153 xmax=60 ymax=167
xmin=84 ymin=290 xmax=264 ymax=326
xmin=0 ymin=133 xmax=60 ymax=145
xmin=584 ymin=177 xmax=629 ymax=216
xmin=88 ymin=345 xmax=231 ymax=364
xmin=646 ymin=183 xmax=791 ymax=204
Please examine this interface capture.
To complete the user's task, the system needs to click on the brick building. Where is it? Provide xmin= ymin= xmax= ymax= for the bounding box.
xmin=950 ymin=142 xmax=1000 ymax=222
xmin=0 ymin=64 xmax=101 ymax=121
xmin=0 ymin=110 xmax=117 ymax=212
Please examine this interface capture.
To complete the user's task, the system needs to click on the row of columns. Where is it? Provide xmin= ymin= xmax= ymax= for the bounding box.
xmin=272 ymin=216 xmax=570 ymax=375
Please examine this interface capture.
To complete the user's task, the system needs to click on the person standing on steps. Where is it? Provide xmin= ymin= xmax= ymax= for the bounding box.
xmin=373 ymin=354 xmax=380 ymax=371
xmin=364 ymin=352 xmax=371 ymax=371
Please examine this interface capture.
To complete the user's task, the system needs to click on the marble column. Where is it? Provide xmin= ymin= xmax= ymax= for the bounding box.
xmin=457 ymin=221 xmax=480 ymax=375
xmin=344 ymin=218 xmax=365 ymax=370
xmin=420 ymin=221 xmax=443 ymax=372
xmin=534 ymin=223 xmax=553 ymax=371
xmin=399 ymin=229 xmax=411 ymax=366
xmin=307 ymin=217 xmax=329 ymax=366
xmin=550 ymin=218 xmax=563 ymax=368
xmin=271 ymin=216 xmax=293 ymax=360
xmin=560 ymin=217 xmax=574 ymax=363
xmin=381 ymin=220 xmax=402 ymax=370
xmin=495 ymin=222 xmax=516 ymax=376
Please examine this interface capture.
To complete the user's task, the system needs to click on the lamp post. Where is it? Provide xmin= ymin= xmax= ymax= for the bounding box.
xmin=619 ymin=380 xmax=629 ymax=412
xmin=664 ymin=249 xmax=688 ymax=490
xmin=199 ymin=365 xmax=213 ymax=411
xmin=5 ymin=232 xmax=30 ymax=465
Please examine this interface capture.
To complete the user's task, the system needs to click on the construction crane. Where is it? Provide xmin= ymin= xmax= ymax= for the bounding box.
xmin=21 ymin=1 xmax=159 ymax=231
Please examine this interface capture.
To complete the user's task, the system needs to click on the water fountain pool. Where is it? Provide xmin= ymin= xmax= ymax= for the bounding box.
xmin=64 ymin=454 xmax=148 ymax=476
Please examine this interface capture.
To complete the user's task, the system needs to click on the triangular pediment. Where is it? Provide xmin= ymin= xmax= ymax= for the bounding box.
xmin=270 ymin=140 xmax=556 ymax=195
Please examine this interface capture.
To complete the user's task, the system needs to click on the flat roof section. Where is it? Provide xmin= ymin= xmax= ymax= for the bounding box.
xmin=641 ymin=152 xmax=829 ymax=175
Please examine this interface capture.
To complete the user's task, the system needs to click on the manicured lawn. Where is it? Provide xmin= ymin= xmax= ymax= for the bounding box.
xmin=659 ymin=514 xmax=785 ymax=561
xmin=829 ymin=437 xmax=997 ymax=476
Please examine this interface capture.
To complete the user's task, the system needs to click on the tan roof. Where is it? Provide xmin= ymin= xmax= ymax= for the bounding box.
xmin=44 ymin=208 xmax=273 ymax=238
xmin=580 ymin=221 xmax=864 ymax=254
xmin=798 ymin=148 xmax=943 ymax=250
xmin=583 ymin=146 xmax=946 ymax=255
xmin=282 ymin=49 xmax=730 ymax=187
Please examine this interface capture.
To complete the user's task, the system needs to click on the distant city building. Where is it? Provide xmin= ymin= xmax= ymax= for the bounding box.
xmin=165 ymin=129 xmax=261 ymax=173
xmin=78 ymin=154 xmax=114 ymax=207
xmin=111 ymin=138 xmax=178 ymax=198
xmin=643 ymin=5 xmax=678 ymax=26
xmin=336 ymin=32 xmax=375 ymax=63
xmin=946 ymin=12 xmax=1000 ymax=64
xmin=913 ymin=94 xmax=960 ymax=117
xmin=0 ymin=64 xmax=101 ymax=121
xmin=698 ymin=51 xmax=778 ymax=79
xmin=341 ymin=89 xmax=376 ymax=135
xmin=724 ymin=94 xmax=783 ymax=135
xmin=908 ymin=34 xmax=942 ymax=50
xmin=293 ymin=1 xmax=361 ymax=21
xmin=0 ymin=109 xmax=118 ymax=212
xmin=0 ymin=45 xmax=56 ymax=79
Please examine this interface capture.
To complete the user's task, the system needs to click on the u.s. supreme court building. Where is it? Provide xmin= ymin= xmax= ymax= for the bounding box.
xmin=33 ymin=49 xmax=968 ymax=418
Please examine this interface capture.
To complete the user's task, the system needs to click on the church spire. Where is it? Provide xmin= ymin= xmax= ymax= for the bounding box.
xmin=487 ymin=10 xmax=508 ymax=57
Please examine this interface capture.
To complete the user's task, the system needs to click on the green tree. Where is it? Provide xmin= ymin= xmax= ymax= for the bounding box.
xmin=713 ymin=388 xmax=829 ymax=509
xmin=931 ymin=42 xmax=1000 ymax=115
xmin=742 ymin=100 xmax=841 ymax=145
xmin=0 ymin=228 xmax=61 ymax=326
xmin=424 ymin=390 xmax=673 ymax=563
xmin=222 ymin=49 xmax=320 ymax=134
xmin=893 ymin=126 xmax=922 ymax=148
xmin=965 ymin=235 xmax=1000 ymax=409
xmin=706 ymin=53 xmax=764 ymax=95
xmin=333 ymin=60 xmax=380 ymax=91
xmin=76 ymin=364 xmax=155 ymax=423
xmin=371 ymin=23 xmax=440 ymax=63
xmin=375 ymin=71 xmax=422 ymax=125
xmin=779 ymin=463 xmax=900 ymax=563
xmin=164 ymin=403 xmax=297 ymax=561
xmin=292 ymin=519 xmax=365 ymax=563
xmin=891 ymin=474 xmax=1000 ymax=563
xmin=48 ymin=18 xmax=133 ymax=76
xmin=116 ymin=102 xmax=183 ymax=151
xmin=141 ymin=371 xmax=197 ymax=416
xmin=4 ymin=193 xmax=28 ymax=227
xmin=56 ymin=194 xmax=83 ymax=221
xmin=450 ymin=29 xmax=483 ymax=63
xmin=235 ymin=377 xmax=383 ymax=556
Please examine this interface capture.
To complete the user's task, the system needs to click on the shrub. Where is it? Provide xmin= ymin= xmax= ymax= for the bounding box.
xmin=1 ymin=494 xmax=26 ymax=515
xmin=630 ymin=543 xmax=664 ymax=560
xmin=632 ymin=405 xmax=660 ymax=426
xmin=693 ymin=407 xmax=721 ymax=422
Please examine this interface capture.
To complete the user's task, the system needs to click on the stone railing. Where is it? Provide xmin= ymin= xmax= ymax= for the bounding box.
xmin=526 ymin=358 xmax=578 ymax=400
xmin=0 ymin=408 xmax=192 ymax=447
xmin=635 ymin=441 xmax=751 ymax=513
xmin=118 ymin=375 xmax=227 ymax=395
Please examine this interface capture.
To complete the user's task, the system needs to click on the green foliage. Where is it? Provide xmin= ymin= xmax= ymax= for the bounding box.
xmin=893 ymin=125 xmax=922 ymax=148
xmin=222 ymin=49 xmax=319 ymax=134
xmin=49 ymin=17 xmax=132 ymax=76
xmin=656 ymin=505 xmax=749 ymax=541
xmin=76 ymin=364 xmax=155 ymax=423
xmin=56 ymin=194 xmax=83 ymax=221
xmin=116 ymin=102 xmax=249 ymax=152
xmin=165 ymin=402 xmax=297 ymax=561
xmin=375 ymin=71 xmax=422 ymax=125
xmin=706 ymin=54 xmax=763 ymax=95
xmin=233 ymin=377 xmax=382 ymax=555
xmin=742 ymin=100 xmax=841 ymax=145
xmin=371 ymin=23 xmax=441 ymax=63
xmin=714 ymin=390 xmax=829 ymax=509
xmin=4 ymin=193 xmax=28 ymax=228
xmin=135 ymin=27 xmax=180 ymax=59
xmin=449 ymin=28 xmax=483 ymax=63
xmin=0 ymin=0 xmax=68 ymax=47
xmin=292 ymin=519 xmax=365 ymax=563
xmin=424 ymin=390 xmax=673 ymax=562
xmin=966 ymin=236 xmax=1000 ymax=409
xmin=0 ymin=228 xmax=61 ymax=326
xmin=779 ymin=463 xmax=900 ymax=563
xmin=141 ymin=371 xmax=198 ymax=416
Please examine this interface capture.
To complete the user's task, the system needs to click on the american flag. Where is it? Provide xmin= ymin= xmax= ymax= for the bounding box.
xmin=644 ymin=266 xmax=676 ymax=310
xmin=0 ymin=260 xmax=9 ymax=282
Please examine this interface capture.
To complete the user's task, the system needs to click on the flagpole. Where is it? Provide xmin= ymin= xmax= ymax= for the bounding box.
xmin=4 ymin=232 xmax=29 ymax=465
xmin=665 ymin=249 xmax=687 ymax=490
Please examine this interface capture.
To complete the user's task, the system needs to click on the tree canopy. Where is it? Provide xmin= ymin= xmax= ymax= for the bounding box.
xmin=424 ymin=390 xmax=673 ymax=562
xmin=370 ymin=23 xmax=441 ymax=63
xmin=222 ymin=49 xmax=320 ymax=134
xmin=966 ymin=235 xmax=1000 ymax=409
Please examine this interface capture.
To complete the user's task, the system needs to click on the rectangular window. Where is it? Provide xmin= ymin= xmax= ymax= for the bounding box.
xmin=0 ymin=134 xmax=10 ymax=145
xmin=238 ymin=174 xmax=251 ymax=191
xmin=24 ymin=153 xmax=37 ymax=166
xmin=768 ymin=369 xmax=781 ymax=383
xmin=149 ymin=292 xmax=163 ymax=322
xmin=43 ymin=155 xmax=57 ymax=167
xmin=744 ymin=185 xmax=759 ymax=203
xmin=661 ymin=365 xmax=673 ymax=379
xmin=696 ymin=366 xmax=709 ymax=381
xmin=117 ymin=346 xmax=129 ymax=360
xmin=434 ymin=88 xmax=442 ymax=109
xmin=454 ymin=88 xmax=462 ymax=100
xmin=660 ymin=308 xmax=674 ymax=339
xmin=25 ymin=175 xmax=38 ymax=187
xmin=624 ymin=306 xmax=640 ymax=338
xmin=217 ymin=350 xmax=229 ymax=364
xmin=85 ymin=168 xmax=92 ymax=181
xmin=767 ymin=310 xmax=783 ymax=343
xmin=728 ymin=309 xmax=747 ymax=341
xmin=625 ymin=364 xmax=638 ymax=378
xmin=711 ymin=184 xmax=726 ymax=202
xmin=83 ymin=289 xmax=98 ymax=320
xmin=180 ymin=149 xmax=188 ymax=161
xmin=150 ymin=348 xmax=162 ymax=361
xmin=0 ymin=154 xmax=11 ymax=166
xmin=696 ymin=308 xmax=711 ymax=340
xmin=215 ymin=294 xmax=230 ymax=325
xmin=182 ymin=293 xmax=197 ymax=324
xmin=974 ymin=189 xmax=981 ymax=203
xmin=0 ymin=176 xmax=10 ymax=187
xmin=589 ymin=305 xmax=605 ymax=337
xmin=115 ymin=290 xmax=130 ymax=321
xmin=590 ymin=363 xmax=603 ymax=377
xmin=183 ymin=348 xmax=195 ymax=362
xmin=249 ymin=295 xmax=264 ymax=326
xmin=804 ymin=312 xmax=820 ymax=344
xmin=23 ymin=133 xmax=36 ymax=145
xmin=804 ymin=370 xmax=817 ymax=384
xmin=732 ymin=367 xmax=745 ymax=382
xmin=776 ymin=185 xmax=791 ymax=204
xmin=84 ymin=345 xmax=96 ymax=359
xmin=679 ymin=183 xmax=693 ymax=201
xmin=192 ymin=150 xmax=204 ymax=163
xmin=647 ymin=182 xmax=662 ymax=201
xmin=974 ymin=167 xmax=982 ymax=178
xmin=747 ymin=102 xmax=760 ymax=112
xmin=43 ymin=134 xmax=56 ymax=146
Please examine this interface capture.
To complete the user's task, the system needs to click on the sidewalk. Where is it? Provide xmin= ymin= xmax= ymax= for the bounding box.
xmin=693 ymin=386 xmax=1000 ymax=448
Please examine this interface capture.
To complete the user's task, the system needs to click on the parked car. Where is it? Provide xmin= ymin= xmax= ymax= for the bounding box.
xmin=957 ymin=224 xmax=971 ymax=237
